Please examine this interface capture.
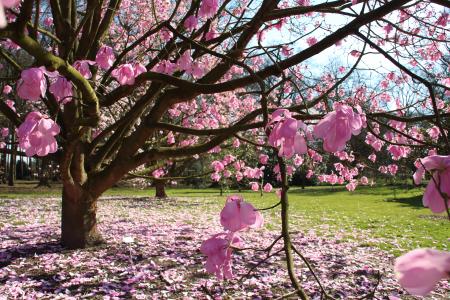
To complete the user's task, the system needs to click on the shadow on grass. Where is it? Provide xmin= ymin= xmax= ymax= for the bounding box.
xmin=288 ymin=184 xmax=420 ymax=197
xmin=106 ymin=198 xmax=218 ymax=209
xmin=289 ymin=186 xmax=347 ymax=196
xmin=170 ymin=190 xmax=223 ymax=195
xmin=383 ymin=194 xmax=423 ymax=209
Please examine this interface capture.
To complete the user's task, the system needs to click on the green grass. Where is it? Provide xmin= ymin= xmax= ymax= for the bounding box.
xmin=1 ymin=182 xmax=448 ymax=255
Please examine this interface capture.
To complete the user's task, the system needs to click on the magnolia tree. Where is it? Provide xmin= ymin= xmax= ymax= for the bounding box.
xmin=0 ymin=0 xmax=449 ymax=298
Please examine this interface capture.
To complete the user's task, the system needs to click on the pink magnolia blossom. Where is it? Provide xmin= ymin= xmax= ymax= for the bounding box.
xmin=43 ymin=17 xmax=53 ymax=26
xmin=275 ymin=188 xmax=282 ymax=198
xmin=223 ymin=154 xmax=236 ymax=165
xmin=220 ymin=195 xmax=263 ymax=232
xmin=259 ymin=154 xmax=269 ymax=164
xmin=199 ymin=0 xmax=218 ymax=19
xmin=388 ymin=164 xmax=398 ymax=176
xmin=5 ymin=99 xmax=15 ymax=111
xmin=133 ymin=63 xmax=146 ymax=77
xmin=200 ymin=232 xmax=242 ymax=280
xmin=205 ymin=29 xmax=217 ymax=41
xmin=327 ymin=173 xmax=338 ymax=185
xmin=177 ymin=51 xmax=193 ymax=72
xmin=413 ymin=155 xmax=450 ymax=213
xmin=17 ymin=67 xmax=47 ymax=101
xmin=211 ymin=172 xmax=221 ymax=182
xmin=394 ymin=248 xmax=450 ymax=296
xmin=286 ymin=165 xmax=295 ymax=176
xmin=95 ymin=45 xmax=115 ymax=70
xmin=436 ymin=12 xmax=448 ymax=27
xmin=308 ymin=149 xmax=323 ymax=162
xmin=346 ymin=180 xmax=357 ymax=191
xmin=360 ymin=176 xmax=369 ymax=185
xmin=427 ymin=126 xmax=440 ymax=141
xmin=263 ymin=183 xmax=273 ymax=192
xmin=2 ymin=84 xmax=12 ymax=94
xmin=49 ymin=76 xmax=73 ymax=104
xmin=233 ymin=160 xmax=244 ymax=171
xmin=155 ymin=60 xmax=177 ymax=75
xmin=189 ymin=62 xmax=204 ymax=78
xmin=112 ymin=64 xmax=137 ymax=85
xmin=387 ymin=145 xmax=409 ymax=160
xmin=249 ymin=182 xmax=259 ymax=191
xmin=268 ymin=109 xmax=307 ymax=158
xmin=368 ymin=153 xmax=377 ymax=162
xmin=314 ymin=103 xmax=364 ymax=153
xmin=0 ymin=0 xmax=20 ymax=28
xmin=184 ymin=15 xmax=198 ymax=31
xmin=1 ymin=127 xmax=8 ymax=137
xmin=73 ymin=60 xmax=96 ymax=79
xmin=384 ymin=24 xmax=393 ymax=35
xmin=167 ymin=131 xmax=175 ymax=144
xmin=428 ymin=149 xmax=437 ymax=156
xmin=152 ymin=168 xmax=165 ymax=178
xmin=233 ymin=138 xmax=240 ymax=148
xmin=293 ymin=154 xmax=304 ymax=166
xmin=281 ymin=45 xmax=292 ymax=56
xmin=306 ymin=37 xmax=317 ymax=46
xmin=211 ymin=160 xmax=225 ymax=172
xmin=365 ymin=133 xmax=384 ymax=152
xmin=160 ymin=27 xmax=173 ymax=42
xmin=17 ymin=111 xmax=60 ymax=157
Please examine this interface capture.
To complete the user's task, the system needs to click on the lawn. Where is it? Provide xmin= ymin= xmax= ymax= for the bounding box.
xmin=0 ymin=182 xmax=449 ymax=299
xmin=1 ymin=182 xmax=448 ymax=256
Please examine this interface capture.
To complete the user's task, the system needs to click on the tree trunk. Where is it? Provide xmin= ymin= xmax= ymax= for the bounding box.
xmin=8 ymin=134 xmax=16 ymax=186
xmin=154 ymin=179 xmax=167 ymax=198
xmin=61 ymin=186 xmax=104 ymax=249
xmin=36 ymin=157 xmax=51 ymax=188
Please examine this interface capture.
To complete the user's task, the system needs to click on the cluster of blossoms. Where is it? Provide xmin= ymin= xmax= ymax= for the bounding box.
xmin=17 ymin=112 xmax=60 ymax=157
xmin=155 ymin=50 xmax=204 ymax=78
xmin=365 ymin=132 xmax=384 ymax=153
xmin=209 ymin=157 xmax=265 ymax=184
xmin=9 ymin=43 xmax=146 ymax=155
xmin=378 ymin=164 xmax=398 ymax=176
xmin=264 ymin=106 xmax=369 ymax=191
xmin=200 ymin=195 xmax=263 ymax=279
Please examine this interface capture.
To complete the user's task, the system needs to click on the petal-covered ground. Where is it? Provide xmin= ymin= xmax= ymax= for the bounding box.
xmin=0 ymin=197 xmax=448 ymax=299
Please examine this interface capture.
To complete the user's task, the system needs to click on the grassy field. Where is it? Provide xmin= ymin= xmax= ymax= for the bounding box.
xmin=1 ymin=181 xmax=448 ymax=256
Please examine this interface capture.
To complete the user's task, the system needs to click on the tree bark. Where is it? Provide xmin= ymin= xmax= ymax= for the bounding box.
xmin=154 ymin=179 xmax=167 ymax=198
xmin=61 ymin=185 xmax=104 ymax=249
